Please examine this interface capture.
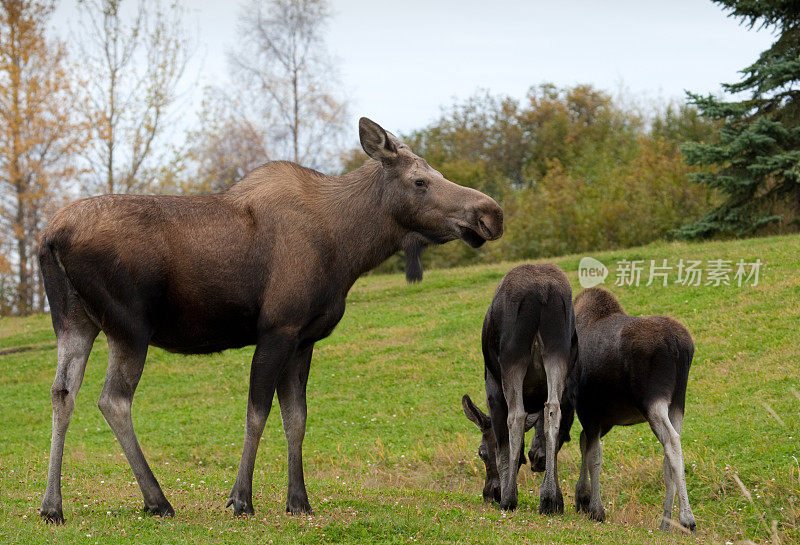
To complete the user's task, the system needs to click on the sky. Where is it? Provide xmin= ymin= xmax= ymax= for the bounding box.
xmin=53 ymin=0 xmax=777 ymax=141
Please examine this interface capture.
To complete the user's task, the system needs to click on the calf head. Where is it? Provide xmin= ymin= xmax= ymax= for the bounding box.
xmin=528 ymin=401 xmax=575 ymax=473
xmin=461 ymin=394 xmax=537 ymax=503
xmin=359 ymin=118 xmax=503 ymax=281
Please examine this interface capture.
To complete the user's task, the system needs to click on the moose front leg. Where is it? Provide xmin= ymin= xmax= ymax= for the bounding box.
xmin=277 ymin=344 xmax=313 ymax=515
xmin=228 ymin=329 xmax=297 ymax=517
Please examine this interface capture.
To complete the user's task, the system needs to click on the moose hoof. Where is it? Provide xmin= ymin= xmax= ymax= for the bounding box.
xmin=575 ymin=493 xmax=591 ymax=513
xmin=660 ymin=516 xmax=697 ymax=534
xmin=499 ymin=497 xmax=518 ymax=512
xmin=40 ymin=505 xmax=65 ymax=525
xmin=539 ymin=489 xmax=564 ymax=515
xmin=286 ymin=495 xmax=313 ymax=516
xmin=144 ymin=501 xmax=175 ymax=518
xmin=681 ymin=514 xmax=697 ymax=534
xmin=588 ymin=505 xmax=605 ymax=522
xmin=226 ymin=496 xmax=255 ymax=517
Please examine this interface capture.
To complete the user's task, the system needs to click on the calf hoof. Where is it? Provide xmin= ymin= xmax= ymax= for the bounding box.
xmin=286 ymin=494 xmax=313 ymax=515
xmin=40 ymin=505 xmax=65 ymax=525
xmin=143 ymin=501 xmax=175 ymax=518
xmin=483 ymin=485 xmax=501 ymax=504
xmin=588 ymin=505 xmax=605 ymax=522
xmin=681 ymin=514 xmax=698 ymax=535
xmin=499 ymin=497 xmax=518 ymax=512
xmin=539 ymin=488 xmax=564 ymax=515
xmin=660 ymin=515 xmax=697 ymax=534
xmin=575 ymin=493 xmax=591 ymax=513
xmin=226 ymin=495 xmax=255 ymax=517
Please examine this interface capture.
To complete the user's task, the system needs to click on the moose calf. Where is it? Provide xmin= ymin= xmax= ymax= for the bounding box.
xmin=530 ymin=286 xmax=697 ymax=532
xmin=463 ymin=264 xmax=577 ymax=513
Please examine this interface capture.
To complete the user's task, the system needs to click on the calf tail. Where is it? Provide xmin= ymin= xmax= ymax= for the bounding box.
xmin=500 ymin=292 xmax=542 ymax=360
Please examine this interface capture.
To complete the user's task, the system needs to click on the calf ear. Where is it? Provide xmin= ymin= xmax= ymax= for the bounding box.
xmin=524 ymin=412 xmax=539 ymax=432
xmin=462 ymin=394 xmax=489 ymax=429
xmin=359 ymin=117 xmax=398 ymax=162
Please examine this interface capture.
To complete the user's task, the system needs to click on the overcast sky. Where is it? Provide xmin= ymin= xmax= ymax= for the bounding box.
xmin=54 ymin=0 xmax=776 ymax=140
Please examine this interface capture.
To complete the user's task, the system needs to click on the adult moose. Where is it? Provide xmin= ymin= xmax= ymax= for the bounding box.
xmin=38 ymin=118 xmax=503 ymax=524
xmin=463 ymin=264 xmax=577 ymax=513
xmin=529 ymin=287 xmax=697 ymax=532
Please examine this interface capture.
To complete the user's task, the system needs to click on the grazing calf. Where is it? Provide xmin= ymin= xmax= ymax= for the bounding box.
xmin=462 ymin=395 xmax=545 ymax=502
xmin=463 ymin=264 xmax=577 ymax=512
xmin=531 ymin=286 xmax=697 ymax=532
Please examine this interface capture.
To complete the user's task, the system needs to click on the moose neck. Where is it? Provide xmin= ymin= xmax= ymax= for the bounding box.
xmin=320 ymin=160 xmax=407 ymax=288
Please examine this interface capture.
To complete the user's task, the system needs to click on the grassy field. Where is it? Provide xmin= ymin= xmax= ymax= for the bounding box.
xmin=1 ymin=234 xmax=798 ymax=544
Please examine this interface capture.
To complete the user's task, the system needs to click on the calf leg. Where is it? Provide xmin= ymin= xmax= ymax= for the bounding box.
xmin=648 ymin=403 xmax=696 ymax=533
xmin=98 ymin=337 xmax=172 ymax=516
xmin=228 ymin=330 xmax=297 ymax=516
xmin=539 ymin=354 xmax=565 ymax=515
xmin=40 ymin=306 xmax=99 ymax=524
xmin=659 ymin=452 xmax=677 ymax=530
xmin=485 ymin=373 xmax=507 ymax=505
xmin=277 ymin=344 xmax=313 ymax=515
xmin=499 ymin=360 xmax=527 ymax=511
xmin=585 ymin=430 xmax=605 ymax=522
xmin=575 ymin=430 xmax=591 ymax=513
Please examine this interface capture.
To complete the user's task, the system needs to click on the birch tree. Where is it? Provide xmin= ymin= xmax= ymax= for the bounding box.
xmin=229 ymin=0 xmax=348 ymax=170
xmin=77 ymin=0 xmax=193 ymax=194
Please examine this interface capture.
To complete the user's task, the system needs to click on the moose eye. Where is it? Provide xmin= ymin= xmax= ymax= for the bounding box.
xmin=414 ymin=179 xmax=426 ymax=188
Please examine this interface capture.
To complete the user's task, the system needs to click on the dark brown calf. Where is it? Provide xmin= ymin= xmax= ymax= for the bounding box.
xmin=463 ymin=264 xmax=577 ymax=513
xmin=38 ymin=118 xmax=503 ymax=524
xmin=530 ymin=286 xmax=697 ymax=532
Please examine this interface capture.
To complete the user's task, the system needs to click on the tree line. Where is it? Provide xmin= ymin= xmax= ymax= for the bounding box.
xmin=0 ymin=0 xmax=350 ymax=315
xmin=1 ymin=0 xmax=798 ymax=315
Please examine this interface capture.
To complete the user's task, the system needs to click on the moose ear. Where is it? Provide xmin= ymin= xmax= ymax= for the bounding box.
xmin=359 ymin=117 xmax=398 ymax=161
xmin=462 ymin=394 xmax=489 ymax=429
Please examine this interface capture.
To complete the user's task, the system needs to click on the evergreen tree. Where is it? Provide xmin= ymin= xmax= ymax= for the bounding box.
xmin=679 ymin=0 xmax=800 ymax=239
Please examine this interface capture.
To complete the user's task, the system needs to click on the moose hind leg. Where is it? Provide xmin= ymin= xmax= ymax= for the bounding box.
xmin=585 ymin=431 xmax=605 ymax=522
xmin=40 ymin=311 xmax=99 ymax=524
xmin=539 ymin=354 xmax=565 ymax=515
xmin=499 ymin=360 xmax=527 ymax=511
xmin=649 ymin=402 xmax=696 ymax=533
xmin=658 ymin=449 xmax=677 ymax=530
xmin=98 ymin=337 xmax=172 ymax=517
xmin=277 ymin=344 xmax=313 ymax=515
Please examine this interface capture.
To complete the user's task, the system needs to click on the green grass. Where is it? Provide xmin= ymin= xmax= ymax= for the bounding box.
xmin=1 ymin=234 xmax=798 ymax=544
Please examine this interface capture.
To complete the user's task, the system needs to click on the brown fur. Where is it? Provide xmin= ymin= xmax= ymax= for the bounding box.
xmin=531 ymin=286 xmax=697 ymax=532
xmin=37 ymin=118 xmax=503 ymax=524
xmin=464 ymin=264 xmax=577 ymax=513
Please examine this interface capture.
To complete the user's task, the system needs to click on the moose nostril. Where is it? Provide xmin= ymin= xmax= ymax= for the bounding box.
xmin=479 ymin=218 xmax=489 ymax=236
